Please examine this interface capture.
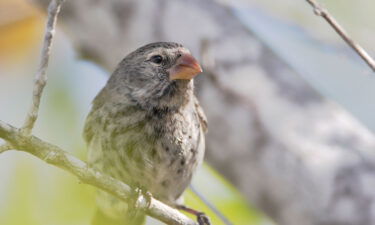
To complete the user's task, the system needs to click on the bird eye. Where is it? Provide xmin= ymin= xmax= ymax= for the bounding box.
xmin=150 ymin=55 xmax=163 ymax=64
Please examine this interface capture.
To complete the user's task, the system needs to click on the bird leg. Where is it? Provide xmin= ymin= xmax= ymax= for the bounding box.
xmin=177 ymin=205 xmax=211 ymax=225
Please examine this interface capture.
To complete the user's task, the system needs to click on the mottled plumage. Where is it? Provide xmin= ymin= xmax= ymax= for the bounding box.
xmin=84 ymin=42 xmax=207 ymax=224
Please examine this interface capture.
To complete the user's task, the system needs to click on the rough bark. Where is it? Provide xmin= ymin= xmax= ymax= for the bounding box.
xmin=33 ymin=0 xmax=375 ymax=225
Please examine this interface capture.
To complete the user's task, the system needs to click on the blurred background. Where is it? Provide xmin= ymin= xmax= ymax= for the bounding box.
xmin=0 ymin=0 xmax=374 ymax=225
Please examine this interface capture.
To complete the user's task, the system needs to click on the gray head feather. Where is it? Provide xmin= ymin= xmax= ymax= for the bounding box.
xmin=94 ymin=42 xmax=194 ymax=111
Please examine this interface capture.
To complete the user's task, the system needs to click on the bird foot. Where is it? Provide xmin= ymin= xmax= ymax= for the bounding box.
xmin=132 ymin=187 xmax=152 ymax=209
xmin=197 ymin=212 xmax=211 ymax=225
xmin=177 ymin=205 xmax=211 ymax=225
xmin=143 ymin=190 xmax=153 ymax=209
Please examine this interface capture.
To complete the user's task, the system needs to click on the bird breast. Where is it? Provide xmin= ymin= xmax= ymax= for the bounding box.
xmin=88 ymin=100 xmax=205 ymax=203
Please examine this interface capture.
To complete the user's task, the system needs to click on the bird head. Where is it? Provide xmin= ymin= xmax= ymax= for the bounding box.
xmin=107 ymin=42 xmax=202 ymax=109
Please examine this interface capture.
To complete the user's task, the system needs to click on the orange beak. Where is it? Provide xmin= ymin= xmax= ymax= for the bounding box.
xmin=169 ymin=53 xmax=203 ymax=80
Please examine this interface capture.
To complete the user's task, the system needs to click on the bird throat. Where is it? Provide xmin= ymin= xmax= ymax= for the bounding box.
xmin=156 ymin=79 xmax=193 ymax=110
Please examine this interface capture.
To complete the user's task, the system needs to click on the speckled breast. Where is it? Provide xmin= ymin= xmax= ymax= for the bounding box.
xmin=89 ymin=103 xmax=205 ymax=205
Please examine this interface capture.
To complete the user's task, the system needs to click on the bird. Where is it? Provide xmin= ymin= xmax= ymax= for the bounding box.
xmin=83 ymin=42 xmax=209 ymax=225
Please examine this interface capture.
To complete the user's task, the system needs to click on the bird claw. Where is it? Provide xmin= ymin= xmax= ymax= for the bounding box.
xmin=132 ymin=187 xmax=152 ymax=209
xmin=143 ymin=190 xmax=153 ymax=209
xmin=197 ymin=212 xmax=211 ymax=225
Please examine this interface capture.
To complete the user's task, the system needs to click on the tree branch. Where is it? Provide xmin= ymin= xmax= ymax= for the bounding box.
xmin=0 ymin=0 xmax=197 ymax=224
xmin=305 ymin=0 xmax=375 ymax=72
xmin=22 ymin=0 xmax=64 ymax=134
xmin=0 ymin=120 xmax=196 ymax=225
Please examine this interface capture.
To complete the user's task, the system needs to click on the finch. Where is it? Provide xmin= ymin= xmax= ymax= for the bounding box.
xmin=83 ymin=42 xmax=208 ymax=225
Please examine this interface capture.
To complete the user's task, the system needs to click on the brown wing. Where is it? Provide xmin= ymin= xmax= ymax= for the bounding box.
xmin=194 ymin=96 xmax=208 ymax=133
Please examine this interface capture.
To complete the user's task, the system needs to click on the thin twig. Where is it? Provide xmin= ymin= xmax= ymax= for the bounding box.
xmin=0 ymin=120 xmax=196 ymax=225
xmin=22 ymin=0 xmax=65 ymax=134
xmin=305 ymin=0 xmax=375 ymax=72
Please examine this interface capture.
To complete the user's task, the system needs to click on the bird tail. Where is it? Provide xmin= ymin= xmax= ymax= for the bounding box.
xmin=91 ymin=208 xmax=146 ymax=225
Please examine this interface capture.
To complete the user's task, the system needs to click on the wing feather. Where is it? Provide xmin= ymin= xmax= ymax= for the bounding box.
xmin=194 ymin=97 xmax=208 ymax=133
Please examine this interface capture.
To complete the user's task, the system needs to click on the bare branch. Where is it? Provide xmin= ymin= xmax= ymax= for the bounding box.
xmin=0 ymin=120 xmax=196 ymax=225
xmin=305 ymin=0 xmax=375 ymax=72
xmin=22 ymin=0 xmax=65 ymax=134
